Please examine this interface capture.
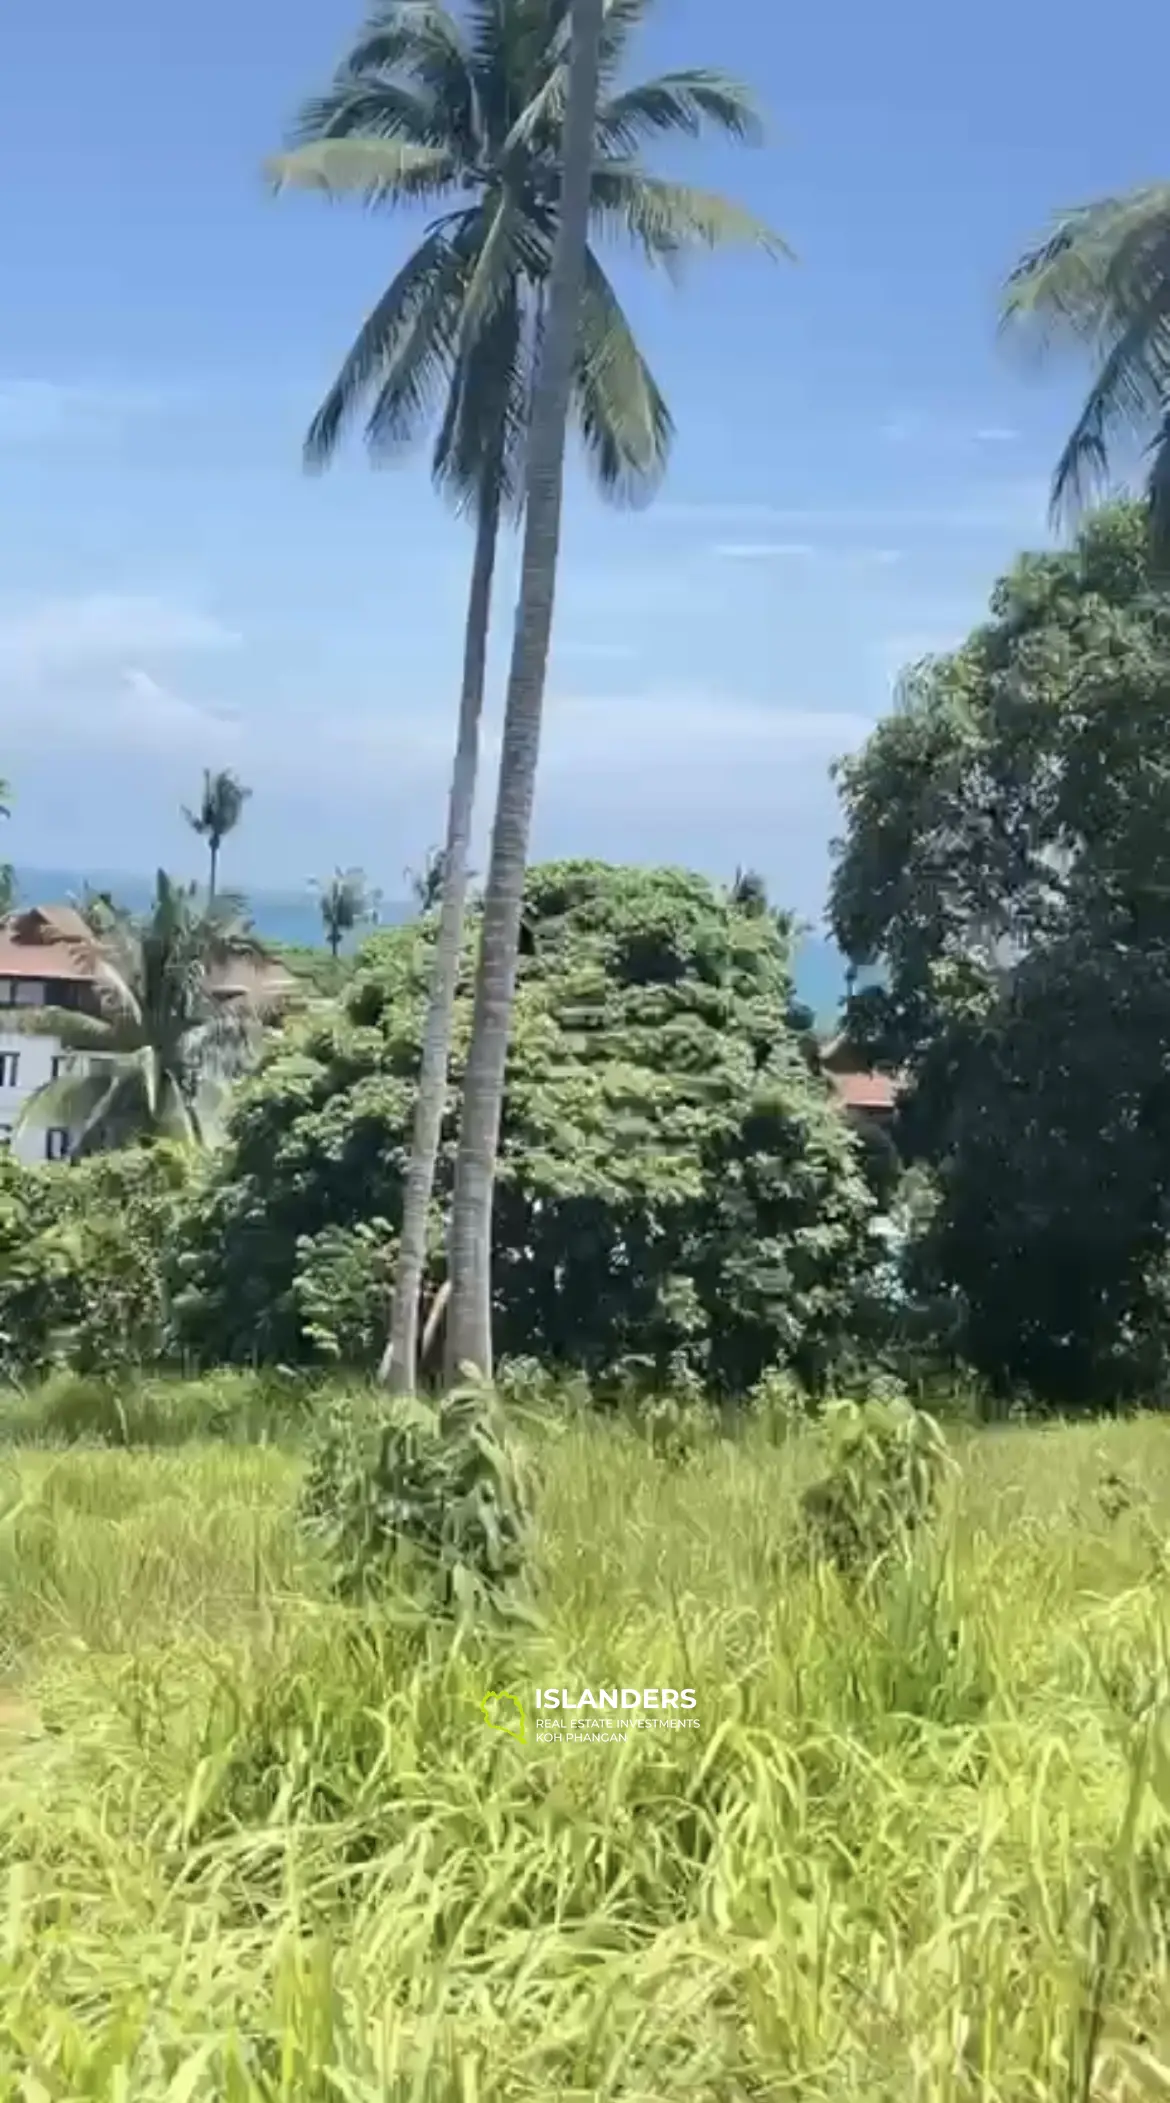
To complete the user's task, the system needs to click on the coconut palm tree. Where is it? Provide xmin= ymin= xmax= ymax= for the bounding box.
xmin=1004 ymin=185 xmax=1170 ymax=552
xmin=183 ymin=768 xmax=252 ymax=898
xmin=270 ymin=0 xmax=782 ymax=1393
xmin=11 ymin=873 xmax=272 ymax=1160
xmin=312 ymin=867 xmax=381 ymax=958
xmin=445 ymin=0 xmax=604 ymax=1378
xmin=407 ymin=845 xmax=451 ymax=915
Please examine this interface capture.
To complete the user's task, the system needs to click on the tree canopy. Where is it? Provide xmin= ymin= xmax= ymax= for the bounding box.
xmin=830 ymin=502 xmax=1170 ymax=1402
xmin=173 ymin=861 xmax=875 ymax=1392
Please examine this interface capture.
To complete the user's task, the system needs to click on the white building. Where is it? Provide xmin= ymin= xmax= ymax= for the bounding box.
xmin=0 ymin=905 xmax=104 ymax=1165
xmin=0 ymin=902 xmax=297 ymax=1165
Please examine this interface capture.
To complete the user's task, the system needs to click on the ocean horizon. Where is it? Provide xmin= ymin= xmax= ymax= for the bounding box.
xmin=9 ymin=865 xmax=854 ymax=1029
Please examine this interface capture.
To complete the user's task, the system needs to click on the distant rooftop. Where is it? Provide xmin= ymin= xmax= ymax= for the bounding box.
xmin=0 ymin=904 xmax=297 ymax=1004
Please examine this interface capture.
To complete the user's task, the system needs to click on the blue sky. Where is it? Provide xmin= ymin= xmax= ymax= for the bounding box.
xmin=0 ymin=0 xmax=1159 ymax=923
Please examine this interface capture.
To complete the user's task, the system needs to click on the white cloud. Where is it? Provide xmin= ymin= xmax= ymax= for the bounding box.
xmin=714 ymin=541 xmax=819 ymax=560
xmin=112 ymin=669 xmax=241 ymax=753
xmin=975 ymin=426 xmax=1020 ymax=444
xmin=540 ymin=688 xmax=872 ymax=785
xmin=0 ymin=591 xmax=243 ymax=757
xmin=0 ymin=378 xmax=174 ymax=446
xmin=0 ymin=592 xmax=239 ymax=680
xmin=653 ymin=482 xmax=1051 ymax=538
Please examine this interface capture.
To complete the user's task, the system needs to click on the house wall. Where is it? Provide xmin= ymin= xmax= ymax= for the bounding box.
xmin=0 ymin=1025 xmax=74 ymax=1165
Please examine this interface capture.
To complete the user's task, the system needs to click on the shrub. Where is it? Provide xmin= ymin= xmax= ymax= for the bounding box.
xmin=299 ymin=1378 xmax=536 ymax=1612
xmin=0 ymin=1147 xmax=186 ymax=1381
xmin=290 ymin=1219 xmax=398 ymax=1367
xmin=799 ymin=1395 xmax=953 ymax=1578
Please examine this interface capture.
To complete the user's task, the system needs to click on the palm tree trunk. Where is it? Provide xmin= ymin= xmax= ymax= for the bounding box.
xmin=380 ymin=457 xmax=503 ymax=1393
xmin=208 ymin=840 xmax=219 ymax=900
xmin=445 ymin=0 xmax=604 ymax=1382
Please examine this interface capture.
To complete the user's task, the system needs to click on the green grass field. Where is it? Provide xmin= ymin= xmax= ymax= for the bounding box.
xmin=0 ymin=1402 xmax=1169 ymax=2098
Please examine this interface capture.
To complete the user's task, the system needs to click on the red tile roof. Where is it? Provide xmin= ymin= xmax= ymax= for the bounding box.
xmin=0 ymin=913 xmax=98 ymax=983
xmin=831 ymin=1069 xmax=900 ymax=1113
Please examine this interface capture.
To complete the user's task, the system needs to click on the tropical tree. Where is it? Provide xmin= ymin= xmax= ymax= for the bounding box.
xmin=11 ymin=873 xmax=271 ymax=1160
xmin=444 ymin=0 xmax=604 ymax=1378
xmin=270 ymin=0 xmax=782 ymax=1394
xmin=1004 ymin=184 xmax=1170 ymax=554
xmin=183 ymin=768 xmax=252 ymax=898
xmin=730 ymin=866 xmax=770 ymax=916
xmin=407 ymin=846 xmax=450 ymax=915
xmin=312 ymin=868 xmax=381 ymax=958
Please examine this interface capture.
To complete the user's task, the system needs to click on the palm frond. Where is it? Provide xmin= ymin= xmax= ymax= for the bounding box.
xmin=290 ymin=75 xmax=446 ymax=152
xmin=342 ymin=2 xmax=478 ymax=156
xmin=155 ymin=1072 xmax=198 ymax=1146
xmin=266 ymin=137 xmax=457 ymax=211
xmin=13 ymin=1066 xmax=121 ymax=1144
xmin=303 ymin=221 xmax=465 ymax=467
xmin=596 ymin=70 xmax=764 ymax=154
xmin=1003 ymin=187 xmax=1170 ymax=341
xmin=598 ymin=0 xmax=651 ymax=83
xmin=1147 ymin=410 xmax=1170 ymax=568
xmin=572 ymin=246 xmax=673 ymax=503
xmin=1048 ymin=304 xmax=1170 ymax=522
xmin=456 ymin=191 xmax=549 ymax=344
xmin=363 ymin=226 xmax=479 ymax=461
xmin=432 ymin=273 xmax=529 ymax=513
xmin=588 ymin=163 xmax=791 ymax=265
xmin=72 ymin=1070 xmax=141 ymax=1157
xmin=0 ymin=1007 xmax=120 ymax=1051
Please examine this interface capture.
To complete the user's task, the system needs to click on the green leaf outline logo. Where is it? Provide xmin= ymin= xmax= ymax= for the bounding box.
xmin=481 ymin=1689 xmax=526 ymax=1745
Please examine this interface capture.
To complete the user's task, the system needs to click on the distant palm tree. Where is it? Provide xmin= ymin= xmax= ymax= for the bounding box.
xmin=1004 ymin=184 xmax=1170 ymax=552
xmin=11 ymin=872 xmax=272 ymax=1159
xmin=312 ymin=868 xmax=381 ymax=958
xmin=446 ymin=0 xmax=606 ymax=1379
xmin=730 ymin=866 xmax=769 ymax=916
xmin=407 ymin=846 xmax=453 ymax=916
xmin=183 ymin=768 xmax=252 ymax=898
xmin=271 ymin=0 xmax=783 ymax=1394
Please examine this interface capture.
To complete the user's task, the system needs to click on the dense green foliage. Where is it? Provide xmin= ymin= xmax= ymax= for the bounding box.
xmin=0 ymin=1145 xmax=191 ymax=1380
xmin=174 ymin=862 xmax=876 ymax=1393
xmin=832 ymin=503 xmax=1170 ymax=1404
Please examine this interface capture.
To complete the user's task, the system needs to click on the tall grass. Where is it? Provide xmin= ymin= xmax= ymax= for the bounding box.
xmin=0 ymin=1403 xmax=1168 ymax=2095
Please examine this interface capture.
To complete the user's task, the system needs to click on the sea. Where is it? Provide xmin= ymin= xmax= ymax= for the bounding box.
xmin=10 ymin=866 xmax=855 ymax=1030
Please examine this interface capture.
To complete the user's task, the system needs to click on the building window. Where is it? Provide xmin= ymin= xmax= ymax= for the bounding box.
xmin=45 ymin=1128 xmax=70 ymax=1163
xmin=0 ymin=1052 xmax=19 ymax=1088
xmin=0 ymin=982 xmax=11 ymax=1007
xmin=0 ymin=1126 xmax=10 ymax=1151
xmin=50 ymin=1053 xmax=76 ymax=1080
xmin=12 ymin=980 xmax=44 ymax=1008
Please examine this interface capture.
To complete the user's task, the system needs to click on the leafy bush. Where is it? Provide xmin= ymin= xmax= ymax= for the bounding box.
xmin=746 ymin=1363 xmax=810 ymax=1442
xmin=291 ymin=1219 xmax=397 ymax=1365
xmin=0 ymin=1147 xmax=187 ymax=1381
xmin=799 ymin=1396 xmax=953 ymax=1577
xmin=299 ymin=1378 xmax=536 ymax=1612
xmin=174 ymin=863 xmax=875 ymax=1393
